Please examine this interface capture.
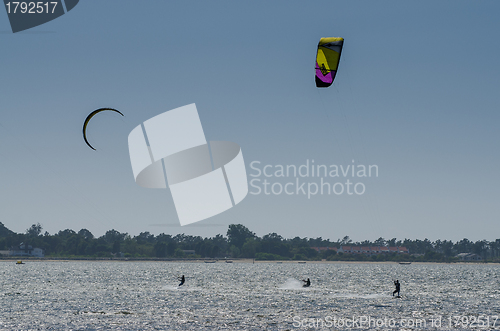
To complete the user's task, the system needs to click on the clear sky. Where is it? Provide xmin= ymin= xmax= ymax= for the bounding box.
xmin=1 ymin=1 xmax=499 ymax=242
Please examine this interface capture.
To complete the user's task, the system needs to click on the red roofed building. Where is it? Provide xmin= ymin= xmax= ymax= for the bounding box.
xmin=339 ymin=246 xmax=353 ymax=254
xmin=360 ymin=247 xmax=371 ymax=254
xmin=337 ymin=246 xmax=409 ymax=255
xmin=380 ymin=246 xmax=389 ymax=253
xmin=398 ymin=247 xmax=409 ymax=254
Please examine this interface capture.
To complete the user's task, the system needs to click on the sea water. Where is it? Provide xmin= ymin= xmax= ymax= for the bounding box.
xmin=0 ymin=261 xmax=499 ymax=330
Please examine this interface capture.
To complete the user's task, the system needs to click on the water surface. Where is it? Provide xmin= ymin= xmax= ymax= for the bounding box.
xmin=1 ymin=261 xmax=499 ymax=330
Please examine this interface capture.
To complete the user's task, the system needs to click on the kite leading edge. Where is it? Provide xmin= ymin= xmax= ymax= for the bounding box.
xmin=83 ymin=108 xmax=124 ymax=150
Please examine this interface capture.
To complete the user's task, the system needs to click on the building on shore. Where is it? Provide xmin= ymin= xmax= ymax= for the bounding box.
xmin=456 ymin=253 xmax=482 ymax=261
xmin=4 ymin=243 xmax=44 ymax=257
xmin=339 ymin=246 xmax=409 ymax=255
xmin=312 ymin=246 xmax=409 ymax=255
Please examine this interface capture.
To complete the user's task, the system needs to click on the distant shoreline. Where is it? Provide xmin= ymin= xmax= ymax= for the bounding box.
xmin=1 ymin=257 xmax=496 ymax=265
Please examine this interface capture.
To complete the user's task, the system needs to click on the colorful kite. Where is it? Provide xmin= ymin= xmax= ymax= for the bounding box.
xmin=315 ymin=37 xmax=344 ymax=88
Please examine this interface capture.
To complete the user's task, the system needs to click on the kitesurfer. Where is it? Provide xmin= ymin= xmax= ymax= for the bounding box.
xmin=393 ymin=280 xmax=400 ymax=297
xmin=178 ymin=275 xmax=185 ymax=286
xmin=302 ymin=278 xmax=311 ymax=287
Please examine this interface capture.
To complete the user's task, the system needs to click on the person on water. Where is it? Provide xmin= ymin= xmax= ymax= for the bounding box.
xmin=393 ymin=280 xmax=400 ymax=296
xmin=302 ymin=278 xmax=311 ymax=287
xmin=178 ymin=275 xmax=185 ymax=286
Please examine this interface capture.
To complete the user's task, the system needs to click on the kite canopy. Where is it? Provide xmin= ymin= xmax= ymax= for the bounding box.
xmin=83 ymin=108 xmax=124 ymax=150
xmin=315 ymin=37 xmax=343 ymax=88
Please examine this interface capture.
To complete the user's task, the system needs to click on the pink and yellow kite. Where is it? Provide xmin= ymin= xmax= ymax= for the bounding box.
xmin=315 ymin=37 xmax=344 ymax=88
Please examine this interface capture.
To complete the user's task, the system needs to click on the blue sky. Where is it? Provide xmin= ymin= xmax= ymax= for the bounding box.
xmin=1 ymin=1 xmax=499 ymax=242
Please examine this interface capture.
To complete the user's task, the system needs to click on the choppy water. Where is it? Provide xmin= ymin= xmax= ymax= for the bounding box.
xmin=1 ymin=261 xmax=499 ymax=330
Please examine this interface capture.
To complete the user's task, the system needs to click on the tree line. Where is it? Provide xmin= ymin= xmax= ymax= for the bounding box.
xmin=0 ymin=222 xmax=498 ymax=262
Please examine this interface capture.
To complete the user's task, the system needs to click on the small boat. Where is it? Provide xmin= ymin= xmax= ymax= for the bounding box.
xmin=16 ymin=260 xmax=24 ymax=264
xmin=225 ymin=260 xmax=233 ymax=263
xmin=298 ymin=261 xmax=306 ymax=264
xmin=204 ymin=260 xmax=216 ymax=263
xmin=399 ymin=262 xmax=411 ymax=265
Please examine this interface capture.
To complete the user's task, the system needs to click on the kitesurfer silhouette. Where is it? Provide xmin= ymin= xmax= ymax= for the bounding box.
xmin=393 ymin=280 xmax=400 ymax=297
